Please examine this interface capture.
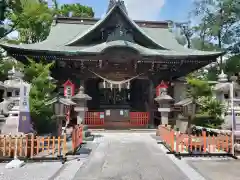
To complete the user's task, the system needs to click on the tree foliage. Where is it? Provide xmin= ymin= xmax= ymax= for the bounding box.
xmin=6 ymin=0 xmax=53 ymax=43
xmin=187 ymin=78 xmax=224 ymax=128
xmin=24 ymin=58 xmax=56 ymax=134
xmin=57 ymin=3 xmax=94 ymax=18
xmin=172 ymin=0 xmax=240 ymax=81
xmin=4 ymin=0 xmax=94 ymax=43
xmin=186 ymin=77 xmax=212 ymax=99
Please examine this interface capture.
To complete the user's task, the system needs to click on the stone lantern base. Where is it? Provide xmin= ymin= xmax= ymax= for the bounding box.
xmin=176 ymin=115 xmax=188 ymax=133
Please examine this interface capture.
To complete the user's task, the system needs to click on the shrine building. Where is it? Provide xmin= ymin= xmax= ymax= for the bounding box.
xmin=0 ymin=0 xmax=224 ymax=128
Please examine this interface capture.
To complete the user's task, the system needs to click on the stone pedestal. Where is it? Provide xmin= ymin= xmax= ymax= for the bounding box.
xmin=176 ymin=115 xmax=188 ymax=133
xmin=154 ymin=88 xmax=173 ymax=125
xmin=72 ymin=86 xmax=92 ymax=125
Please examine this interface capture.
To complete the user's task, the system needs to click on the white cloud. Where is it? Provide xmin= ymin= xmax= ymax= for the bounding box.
xmin=123 ymin=0 xmax=165 ymax=20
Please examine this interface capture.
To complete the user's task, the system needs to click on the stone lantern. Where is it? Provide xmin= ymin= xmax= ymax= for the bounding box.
xmin=45 ymin=95 xmax=76 ymax=136
xmin=154 ymin=82 xmax=173 ymax=125
xmin=72 ymin=86 xmax=92 ymax=125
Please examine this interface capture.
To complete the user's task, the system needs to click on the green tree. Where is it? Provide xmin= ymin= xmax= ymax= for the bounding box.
xmin=186 ymin=77 xmax=212 ymax=123
xmin=6 ymin=0 xmax=54 ymax=43
xmin=224 ymin=55 xmax=240 ymax=76
xmin=24 ymin=58 xmax=56 ymax=134
xmin=186 ymin=77 xmax=212 ymax=150
xmin=194 ymin=97 xmax=225 ymax=128
xmin=57 ymin=3 xmax=94 ymax=18
xmin=201 ymin=97 xmax=224 ymax=119
xmin=175 ymin=22 xmax=193 ymax=48
xmin=5 ymin=0 xmax=95 ymax=43
xmin=191 ymin=0 xmax=240 ymax=64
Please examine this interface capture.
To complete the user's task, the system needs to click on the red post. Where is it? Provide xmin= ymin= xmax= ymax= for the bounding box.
xmin=170 ymin=129 xmax=175 ymax=151
xmin=202 ymin=131 xmax=207 ymax=153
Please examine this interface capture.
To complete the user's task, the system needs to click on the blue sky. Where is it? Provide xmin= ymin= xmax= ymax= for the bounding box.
xmin=9 ymin=0 xmax=193 ymax=38
xmin=57 ymin=0 xmax=193 ymax=22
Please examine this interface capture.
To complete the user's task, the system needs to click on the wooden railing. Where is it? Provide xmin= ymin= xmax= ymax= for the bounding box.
xmin=156 ymin=125 xmax=232 ymax=154
xmin=0 ymin=125 xmax=84 ymax=162
xmin=72 ymin=125 xmax=83 ymax=153
xmin=0 ymin=134 xmax=67 ymax=159
xmin=84 ymin=111 xmax=150 ymax=127
xmin=84 ymin=112 xmax=104 ymax=126
xmin=130 ymin=112 xmax=149 ymax=126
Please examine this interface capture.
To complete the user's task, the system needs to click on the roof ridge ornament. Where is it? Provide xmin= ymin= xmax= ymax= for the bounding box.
xmin=106 ymin=0 xmax=128 ymax=14
xmin=107 ymin=0 xmax=117 ymax=13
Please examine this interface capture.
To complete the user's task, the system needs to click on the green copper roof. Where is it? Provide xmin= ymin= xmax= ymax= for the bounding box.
xmin=65 ymin=1 xmax=166 ymax=49
xmin=1 ymin=39 xmax=223 ymax=58
xmin=0 ymin=0 xmax=224 ymax=59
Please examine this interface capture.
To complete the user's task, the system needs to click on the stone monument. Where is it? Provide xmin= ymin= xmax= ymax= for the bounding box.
xmin=1 ymin=67 xmax=31 ymax=169
xmin=1 ymin=67 xmax=32 ymax=134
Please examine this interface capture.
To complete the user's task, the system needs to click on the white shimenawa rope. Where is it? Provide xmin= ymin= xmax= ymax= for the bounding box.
xmin=88 ymin=69 xmax=143 ymax=91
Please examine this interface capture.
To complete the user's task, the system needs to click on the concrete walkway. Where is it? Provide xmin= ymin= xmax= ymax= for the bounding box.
xmin=73 ymin=132 xmax=190 ymax=180
xmin=188 ymin=160 xmax=240 ymax=180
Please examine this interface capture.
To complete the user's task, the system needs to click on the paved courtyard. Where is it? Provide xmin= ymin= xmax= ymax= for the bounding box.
xmin=188 ymin=160 xmax=240 ymax=180
xmin=3 ymin=131 xmax=239 ymax=180
xmin=73 ymin=132 xmax=190 ymax=180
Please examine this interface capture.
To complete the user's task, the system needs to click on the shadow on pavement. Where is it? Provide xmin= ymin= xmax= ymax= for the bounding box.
xmin=74 ymin=147 xmax=92 ymax=155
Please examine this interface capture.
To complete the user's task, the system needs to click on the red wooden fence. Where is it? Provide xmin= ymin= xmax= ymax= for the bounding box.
xmin=84 ymin=111 xmax=149 ymax=127
xmin=130 ymin=112 xmax=149 ymax=126
xmin=156 ymin=125 xmax=232 ymax=154
xmin=84 ymin=112 xmax=104 ymax=126
xmin=72 ymin=125 xmax=83 ymax=152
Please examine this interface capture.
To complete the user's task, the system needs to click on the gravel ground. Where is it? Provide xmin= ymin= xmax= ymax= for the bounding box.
xmin=73 ymin=132 xmax=190 ymax=180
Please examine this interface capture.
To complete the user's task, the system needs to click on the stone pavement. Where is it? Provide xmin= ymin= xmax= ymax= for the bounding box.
xmin=0 ymin=138 xmax=99 ymax=180
xmin=0 ymin=162 xmax=63 ymax=180
xmin=3 ymin=131 xmax=234 ymax=180
xmin=188 ymin=159 xmax=240 ymax=180
xmin=73 ymin=132 xmax=191 ymax=180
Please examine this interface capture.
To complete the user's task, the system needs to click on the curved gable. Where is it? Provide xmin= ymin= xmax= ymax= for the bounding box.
xmin=65 ymin=2 xmax=167 ymax=50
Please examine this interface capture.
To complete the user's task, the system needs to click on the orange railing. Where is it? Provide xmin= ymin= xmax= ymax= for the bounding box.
xmin=156 ymin=125 xmax=232 ymax=154
xmin=130 ymin=112 xmax=149 ymax=126
xmin=0 ymin=126 xmax=84 ymax=161
xmin=72 ymin=125 xmax=83 ymax=153
xmin=84 ymin=112 xmax=104 ymax=126
xmin=0 ymin=134 xmax=67 ymax=159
